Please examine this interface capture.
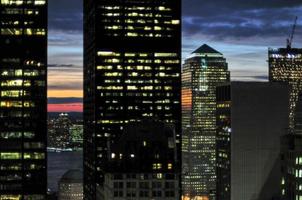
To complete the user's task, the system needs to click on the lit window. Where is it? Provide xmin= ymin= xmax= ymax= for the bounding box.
xmin=34 ymin=0 xmax=46 ymax=5
xmin=171 ymin=20 xmax=180 ymax=25
xmin=0 ymin=152 xmax=21 ymax=160
xmin=1 ymin=28 xmax=22 ymax=35
xmin=1 ymin=0 xmax=23 ymax=5
xmin=23 ymin=152 xmax=45 ymax=160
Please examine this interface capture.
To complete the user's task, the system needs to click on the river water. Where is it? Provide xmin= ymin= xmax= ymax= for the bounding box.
xmin=47 ymin=151 xmax=83 ymax=192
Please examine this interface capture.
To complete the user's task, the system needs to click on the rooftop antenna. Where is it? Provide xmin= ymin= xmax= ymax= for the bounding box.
xmin=287 ymin=16 xmax=298 ymax=49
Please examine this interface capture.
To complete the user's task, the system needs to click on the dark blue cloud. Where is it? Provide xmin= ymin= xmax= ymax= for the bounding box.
xmin=48 ymin=98 xmax=83 ymax=104
xmin=48 ymin=0 xmax=83 ymax=74
xmin=48 ymin=64 xmax=76 ymax=68
xmin=183 ymin=0 xmax=302 ymax=17
xmin=183 ymin=7 xmax=302 ymax=41
xmin=48 ymin=0 xmax=82 ymax=32
xmin=182 ymin=0 xmax=302 ymax=44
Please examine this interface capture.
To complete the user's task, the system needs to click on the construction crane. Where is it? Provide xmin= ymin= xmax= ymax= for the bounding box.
xmin=287 ymin=16 xmax=298 ymax=49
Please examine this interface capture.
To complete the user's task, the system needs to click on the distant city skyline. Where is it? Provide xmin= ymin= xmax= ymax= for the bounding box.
xmin=48 ymin=0 xmax=302 ymax=112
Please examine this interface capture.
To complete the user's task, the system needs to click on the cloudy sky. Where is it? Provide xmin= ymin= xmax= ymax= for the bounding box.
xmin=48 ymin=0 xmax=302 ymax=112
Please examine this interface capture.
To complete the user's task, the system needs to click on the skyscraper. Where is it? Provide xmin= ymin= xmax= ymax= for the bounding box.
xmin=269 ymin=47 xmax=302 ymax=130
xmin=0 ymin=0 xmax=47 ymax=199
xmin=48 ymin=113 xmax=72 ymax=149
xmin=216 ymin=82 xmax=290 ymax=200
xmin=83 ymin=0 xmax=181 ymax=199
xmin=182 ymin=44 xmax=230 ymax=199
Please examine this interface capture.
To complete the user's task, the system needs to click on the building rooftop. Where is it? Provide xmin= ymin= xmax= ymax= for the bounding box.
xmin=192 ymin=44 xmax=222 ymax=55
xmin=269 ymin=47 xmax=302 ymax=54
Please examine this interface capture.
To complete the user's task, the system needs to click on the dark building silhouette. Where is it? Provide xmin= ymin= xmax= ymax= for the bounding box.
xmin=0 ymin=0 xmax=47 ymax=199
xmin=281 ymin=134 xmax=302 ymax=200
xmin=83 ymin=0 xmax=181 ymax=199
xmin=269 ymin=48 xmax=302 ymax=130
xmin=281 ymin=94 xmax=302 ymax=200
xmin=216 ymin=82 xmax=290 ymax=200
xmin=97 ymin=120 xmax=180 ymax=199
xmin=182 ymin=44 xmax=230 ymax=200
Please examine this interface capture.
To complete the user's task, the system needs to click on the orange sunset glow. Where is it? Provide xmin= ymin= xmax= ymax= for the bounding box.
xmin=48 ymin=90 xmax=83 ymax=98
xmin=48 ymin=103 xmax=83 ymax=112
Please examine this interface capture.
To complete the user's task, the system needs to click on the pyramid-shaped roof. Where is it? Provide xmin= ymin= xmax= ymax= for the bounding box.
xmin=192 ymin=44 xmax=222 ymax=55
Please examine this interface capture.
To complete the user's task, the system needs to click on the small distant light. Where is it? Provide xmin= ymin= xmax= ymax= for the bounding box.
xmin=130 ymin=154 xmax=135 ymax=158
xmin=111 ymin=153 xmax=116 ymax=158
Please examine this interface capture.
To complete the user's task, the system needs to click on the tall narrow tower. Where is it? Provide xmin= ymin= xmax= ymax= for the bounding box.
xmin=0 ymin=0 xmax=48 ymax=199
xmin=83 ymin=0 xmax=181 ymax=199
xmin=182 ymin=44 xmax=230 ymax=199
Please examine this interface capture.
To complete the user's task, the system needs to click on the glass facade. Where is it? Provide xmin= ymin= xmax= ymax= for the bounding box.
xmin=269 ymin=48 xmax=302 ymax=130
xmin=84 ymin=0 xmax=181 ymax=199
xmin=181 ymin=44 xmax=230 ymax=199
xmin=0 ymin=0 xmax=47 ymax=199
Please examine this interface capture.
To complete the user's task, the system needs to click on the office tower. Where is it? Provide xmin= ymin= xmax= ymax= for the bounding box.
xmin=269 ymin=48 xmax=302 ymax=130
xmin=96 ymin=120 xmax=180 ymax=200
xmin=48 ymin=113 xmax=72 ymax=149
xmin=216 ymin=82 xmax=290 ymax=200
xmin=182 ymin=44 xmax=230 ymax=199
xmin=69 ymin=124 xmax=83 ymax=150
xmin=58 ymin=169 xmax=84 ymax=200
xmin=83 ymin=0 xmax=181 ymax=199
xmin=0 ymin=0 xmax=47 ymax=199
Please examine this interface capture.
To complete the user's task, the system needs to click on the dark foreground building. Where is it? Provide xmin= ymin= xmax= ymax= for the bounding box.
xmin=83 ymin=0 xmax=181 ymax=199
xmin=281 ymin=134 xmax=302 ymax=200
xmin=281 ymin=94 xmax=302 ymax=200
xmin=0 ymin=0 xmax=47 ymax=199
xmin=97 ymin=120 xmax=180 ymax=199
xmin=216 ymin=82 xmax=290 ymax=200
xmin=182 ymin=44 xmax=230 ymax=199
